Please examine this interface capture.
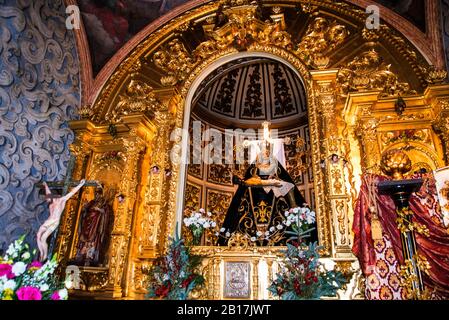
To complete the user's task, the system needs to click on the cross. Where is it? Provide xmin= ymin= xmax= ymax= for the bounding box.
xmin=36 ymin=155 xmax=98 ymax=258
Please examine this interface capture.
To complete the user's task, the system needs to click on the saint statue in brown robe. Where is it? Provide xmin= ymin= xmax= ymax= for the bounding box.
xmin=73 ymin=185 xmax=113 ymax=267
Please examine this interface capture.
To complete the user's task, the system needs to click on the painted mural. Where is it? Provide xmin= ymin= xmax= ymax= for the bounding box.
xmin=78 ymin=0 xmax=190 ymax=75
xmin=376 ymin=0 xmax=426 ymax=32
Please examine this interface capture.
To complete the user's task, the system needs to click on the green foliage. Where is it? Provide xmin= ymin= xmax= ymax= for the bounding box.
xmin=268 ymin=241 xmax=347 ymax=300
xmin=146 ymin=231 xmax=204 ymax=300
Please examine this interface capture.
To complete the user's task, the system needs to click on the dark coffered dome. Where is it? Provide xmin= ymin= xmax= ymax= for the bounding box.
xmin=192 ymin=57 xmax=308 ymax=130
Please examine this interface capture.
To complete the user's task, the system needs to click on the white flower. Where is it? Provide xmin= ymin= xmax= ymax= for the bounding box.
xmin=199 ymin=208 xmax=205 ymax=213
xmin=269 ymin=226 xmax=275 ymax=232
xmin=265 ymin=231 xmax=270 ymax=236
xmin=285 ymin=220 xmax=291 ymax=226
xmin=58 ymin=288 xmax=68 ymax=300
xmin=183 ymin=218 xmax=191 ymax=227
xmin=225 ymin=232 xmax=231 ymax=237
xmin=180 ymin=271 xmax=185 ymax=278
xmin=276 ymin=224 xmax=283 ymax=230
xmin=163 ymin=274 xmax=170 ymax=281
xmin=40 ymin=284 xmax=49 ymax=292
xmin=220 ymin=228 xmax=226 ymax=232
xmin=21 ymin=252 xmax=30 ymax=260
xmin=256 ymin=231 xmax=262 ymax=237
xmin=12 ymin=261 xmax=26 ymax=276
xmin=250 ymin=237 xmax=256 ymax=242
xmin=4 ymin=279 xmax=16 ymax=290
xmin=207 ymin=211 xmax=212 ymax=216
xmin=211 ymin=222 xmax=216 ymax=228
xmin=65 ymin=279 xmax=74 ymax=289
xmin=284 ymin=211 xmax=289 ymax=217
xmin=214 ymin=232 xmax=219 ymax=236
xmin=203 ymin=222 xmax=210 ymax=228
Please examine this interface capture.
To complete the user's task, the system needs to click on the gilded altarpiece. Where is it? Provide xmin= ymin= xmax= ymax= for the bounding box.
xmin=56 ymin=0 xmax=449 ymax=299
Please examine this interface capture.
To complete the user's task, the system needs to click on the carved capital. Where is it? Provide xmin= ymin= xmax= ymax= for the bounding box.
xmin=69 ymin=141 xmax=90 ymax=159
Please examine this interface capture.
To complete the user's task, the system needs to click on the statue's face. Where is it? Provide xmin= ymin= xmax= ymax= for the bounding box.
xmin=95 ymin=188 xmax=103 ymax=198
xmin=262 ymin=148 xmax=270 ymax=158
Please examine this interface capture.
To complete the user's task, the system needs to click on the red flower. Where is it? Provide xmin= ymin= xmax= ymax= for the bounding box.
xmin=181 ymin=274 xmax=195 ymax=288
xmin=155 ymin=283 xmax=171 ymax=298
xmin=0 ymin=264 xmax=14 ymax=279
xmin=16 ymin=287 xmax=42 ymax=300
xmin=293 ymin=279 xmax=302 ymax=295
xmin=51 ymin=291 xmax=61 ymax=300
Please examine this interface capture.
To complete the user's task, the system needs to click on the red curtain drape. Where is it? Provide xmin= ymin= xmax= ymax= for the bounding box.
xmin=352 ymin=174 xmax=449 ymax=298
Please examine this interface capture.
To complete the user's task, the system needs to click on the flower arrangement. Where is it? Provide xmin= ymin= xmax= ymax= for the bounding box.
xmin=268 ymin=241 xmax=347 ymax=300
xmin=283 ymin=206 xmax=316 ymax=240
xmin=0 ymin=235 xmax=68 ymax=300
xmin=183 ymin=209 xmax=217 ymax=245
xmin=146 ymin=233 xmax=204 ymax=300
xmin=267 ymin=206 xmax=346 ymax=300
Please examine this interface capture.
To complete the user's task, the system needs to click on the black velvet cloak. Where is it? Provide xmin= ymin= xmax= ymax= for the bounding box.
xmin=217 ymin=163 xmax=318 ymax=246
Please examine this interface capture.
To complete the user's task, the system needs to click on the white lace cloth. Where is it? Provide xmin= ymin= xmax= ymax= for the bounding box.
xmin=262 ymin=179 xmax=295 ymax=197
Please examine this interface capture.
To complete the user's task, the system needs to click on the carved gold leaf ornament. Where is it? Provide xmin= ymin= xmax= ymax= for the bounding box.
xmin=153 ymin=39 xmax=194 ymax=86
xmin=422 ymin=65 xmax=448 ymax=84
xmin=107 ymin=79 xmax=164 ymax=123
xmin=337 ymin=49 xmax=416 ymax=97
xmin=296 ymin=17 xmax=349 ymax=69
xmin=380 ymin=149 xmax=412 ymax=180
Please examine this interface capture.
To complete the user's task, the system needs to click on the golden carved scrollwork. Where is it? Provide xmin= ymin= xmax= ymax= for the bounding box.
xmin=107 ymin=79 xmax=164 ymax=123
xmin=296 ymin=16 xmax=348 ymax=69
xmin=337 ymin=49 xmax=416 ymax=97
xmin=153 ymin=39 xmax=194 ymax=86
xmin=421 ymin=66 xmax=448 ymax=85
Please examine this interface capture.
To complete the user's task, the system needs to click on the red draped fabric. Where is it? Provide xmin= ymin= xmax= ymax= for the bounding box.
xmin=352 ymin=174 xmax=449 ymax=299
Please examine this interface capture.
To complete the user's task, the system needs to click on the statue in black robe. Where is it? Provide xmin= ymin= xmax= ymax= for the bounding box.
xmin=217 ymin=146 xmax=318 ymax=246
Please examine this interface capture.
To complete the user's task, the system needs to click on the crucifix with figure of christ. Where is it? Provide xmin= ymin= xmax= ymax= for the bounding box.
xmin=36 ymin=155 xmax=99 ymax=261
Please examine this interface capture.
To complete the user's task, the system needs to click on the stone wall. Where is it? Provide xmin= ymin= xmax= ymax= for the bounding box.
xmin=0 ymin=0 xmax=80 ymax=251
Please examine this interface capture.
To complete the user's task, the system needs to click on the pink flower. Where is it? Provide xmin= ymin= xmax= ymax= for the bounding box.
xmin=51 ymin=291 xmax=61 ymax=300
xmin=16 ymin=286 xmax=42 ymax=300
xmin=0 ymin=263 xmax=14 ymax=279
xmin=28 ymin=261 xmax=43 ymax=271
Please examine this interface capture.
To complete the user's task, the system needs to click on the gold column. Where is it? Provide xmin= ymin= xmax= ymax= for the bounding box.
xmin=311 ymin=70 xmax=353 ymax=258
xmin=107 ymin=134 xmax=145 ymax=298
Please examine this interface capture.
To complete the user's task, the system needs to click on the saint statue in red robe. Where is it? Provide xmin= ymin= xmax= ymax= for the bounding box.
xmin=74 ymin=185 xmax=113 ymax=267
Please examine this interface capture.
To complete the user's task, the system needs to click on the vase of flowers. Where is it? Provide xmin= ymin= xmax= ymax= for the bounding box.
xmin=0 ymin=235 xmax=68 ymax=300
xmin=146 ymin=232 xmax=204 ymax=300
xmin=183 ymin=209 xmax=216 ymax=246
